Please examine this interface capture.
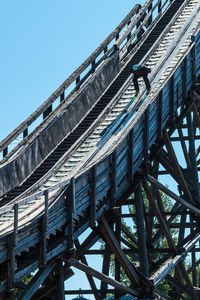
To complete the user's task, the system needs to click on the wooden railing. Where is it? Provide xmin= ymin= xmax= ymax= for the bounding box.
xmin=1 ymin=20 xmax=200 ymax=236
xmin=0 ymin=0 xmax=175 ymax=162
xmin=0 ymin=1 xmax=199 ymax=289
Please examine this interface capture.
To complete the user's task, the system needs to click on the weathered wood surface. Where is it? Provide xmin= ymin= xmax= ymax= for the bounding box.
xmin=0 ymin=0 xmax=178 ymax=199
xmin=0 ymin=0 xmax=200 ymax=293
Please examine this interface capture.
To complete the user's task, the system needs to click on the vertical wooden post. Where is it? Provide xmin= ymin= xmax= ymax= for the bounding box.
xmin=13 ymin=204 xmax=18 ymax=248
xmin=182 ymin=56 xmax=187 ymax=100
xmin=91 ymin=60 xmax=96 ymax=73
xmin=3 ymin=147 xmax=8 ymax=158
xmin=169 ymin=75 xmax=175 ymax=124
xmin=67 ymin=178 xmax=75 ymax=250
xmin=60 ymin=91 xmax=65 ymax=102
xmin=135 ymin=185 xmax=149 ymax=277
xmin=187 ymin=112 xmax=200 ymax=204
xmin=191 ymin=41 xmax=197 ymax=84
xmin=41 ymin=190 xmax=49 ymax=267
xmin=143 ymin=107 xmax=149 ymax=173
xmin=115 ymin=33 xmax=119 ymax=41
xmin=147 ymin=4 xmax=152 ymax=27
xmin=43 ymin=105 xmax=52 ymax=119
xmin=90 ymin=166 xmax=96 ymax=228
xmin=157 ymin=90 xmax=163 ymax=140
xmin=7 ymin=203 xmax=18 ymax=289
xmin=100 ymin=244 xmax=111 ymax=299
xmin=76 ymin=76 xmax=80 ymax=88
xmin=128 ymin=128 xmax=134 ymax=182
xmin=158 ymin=0 xmax=162 ymax=14
xmin=23 ymin=128 xmax=28 ymax=138
xmin=110 ymin=151 xmax=117 ymax=208
xmin=56 ymin=260 xmax=65 ymax=300
xmin=115 ymin=208 xmax=121 ymax=299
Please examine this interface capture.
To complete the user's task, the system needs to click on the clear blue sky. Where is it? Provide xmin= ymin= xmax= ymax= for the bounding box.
xmin=0 ymin=0 xmax=144 ymax=142
xmin=0 ymin=1 xmax=145 ymax=298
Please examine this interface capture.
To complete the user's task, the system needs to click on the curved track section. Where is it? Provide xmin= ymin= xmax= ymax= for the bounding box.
xmin=0 ymin=0 xmax=200 ymax=299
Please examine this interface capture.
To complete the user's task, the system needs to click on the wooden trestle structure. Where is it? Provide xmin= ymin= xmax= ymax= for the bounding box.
xmin=0 ymin=0 xmax=200 ymax=299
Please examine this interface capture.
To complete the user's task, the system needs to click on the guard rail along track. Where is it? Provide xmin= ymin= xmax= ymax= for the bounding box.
xmin=0 ymin=0 xmax=187 ymax=198
xmin=0 ymin=0 xmax=200 ymax=299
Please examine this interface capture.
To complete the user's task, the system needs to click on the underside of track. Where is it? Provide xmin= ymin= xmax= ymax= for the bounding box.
xmin=0 ymin=0 xmax=200 ymax=299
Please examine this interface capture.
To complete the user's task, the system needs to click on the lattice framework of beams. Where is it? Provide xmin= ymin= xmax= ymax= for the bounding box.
xmin=9 ymin=85 xmax=200 ymax=300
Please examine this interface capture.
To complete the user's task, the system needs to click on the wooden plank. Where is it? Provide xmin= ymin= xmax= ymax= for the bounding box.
xmin=67 ymin=258 xmax=141 ymax=297
xmin=99 ymin=215 xmax=139 ymax=286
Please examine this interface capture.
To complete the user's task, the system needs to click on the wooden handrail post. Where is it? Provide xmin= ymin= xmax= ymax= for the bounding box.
xmin=40 ymin=190 xmax=49 ymax=267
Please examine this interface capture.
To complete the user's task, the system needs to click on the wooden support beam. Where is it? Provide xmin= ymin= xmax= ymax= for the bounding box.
xmin=66 ymin=258 xmax=141 ymax=297
xmin=191 ymin=42 xmax=197 ymax=83
xmin=157 ymin=91 xmax=163 ymax=139
xmin=55 ymin=261 xmax=65 ymax=300
xmin=7 ymin=203 xmax=18 ymax=289
xmin=76 ymin=231 xmax=99 ymax=257
xmin=90 ymin=166 xmax=96 ymax=228
xmin=145 ymin=174 xmax=200 ymax=216
xmin=142 ymin=180 xmax=177 ymax=252
xmin=121 ymin=223 xmax=139 ymax=247
xmin=150 ymin=231 xmax=200 ymax=299
xmin=163 ymin=130 xmax=193 ymax=204
xmin=110 ymin=151 xmax=117 ymax=208
xmin=40 ymin=190 xmax=49 ymax=267
xmin=192 ymin=103 xmax=200 ymax=130
xmin=60 ymin=91 xmax=65 ymax=102
xmin=178 ymin=262 xmax=198 ymax=300
xmin=100 ymin=244 xmax=111 ymax=299
xmin=128 ymin=128 xmax=134 ymax=182
xmin=187 ymin=111 xmax=200 ymax=204
xmin=18 ymin=260 xmax=56 ymax=300
xmin=143 ymin=179 xmax=197 ymax=296
xmin=135 ymin=185 xmax=149 ymax=277
xmin=115 ymin=208 xmax=121 ymax=294
xmin=177 ymin=125 xmax=191 ymax=169
xmin=182 ymin=56 xmax=187 ymax=99
xmin=143 ymin=107 xmax=149 ymax=172
xmin=67 ymin=178 xmax=75 ymax=250
xmin=166 ymin=274 xmax=190 ymax=296
xmin=178 ymin=213 xmax=186 ymax=247
xmin=75 ymin=239 xmax=99 ymax=300
xmin=31 ymin=268 xmax=74 ymax=300
xmin=99 ymin=216 xmax=140 ymax=286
